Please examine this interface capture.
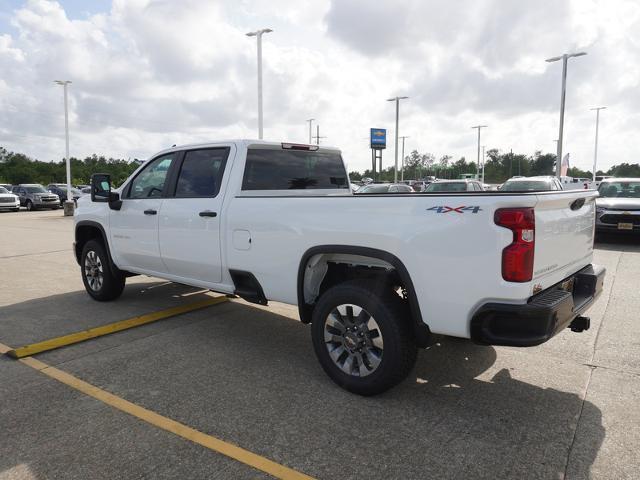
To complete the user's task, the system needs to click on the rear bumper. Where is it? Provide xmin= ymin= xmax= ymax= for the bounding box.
xmin=470 ymin=264 xmax=605 ymax=347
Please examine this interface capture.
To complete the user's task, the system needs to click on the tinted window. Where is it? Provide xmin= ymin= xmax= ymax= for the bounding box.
xmin=242 ymin=149 xmax=348 ymax=190
xmin=358 ymin=184 xmax=390 ymax=193
xmin=25 ymin=186 xmax=47 ymax=193
xmin=500 ymin=180 xmax=552 ymax=192
xmin=598 ymin=181 xmax=640 ymax=198
xmin=128 ymin=154 xmax=175 ymax=199
xmin=175 ymin=148 xmax=229 ymax=198
xmin=425 ymin=182 xmax=467 ymax=192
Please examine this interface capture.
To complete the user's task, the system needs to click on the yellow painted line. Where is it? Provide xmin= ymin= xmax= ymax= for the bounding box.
xmin=0 ymin=340 xmax=314 ymax=480
xmin=6 ymin=296 xmax=228 ymax=359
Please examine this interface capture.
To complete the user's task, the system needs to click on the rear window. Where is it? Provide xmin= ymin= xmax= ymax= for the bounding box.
xmin=358 ymin=184 xmax=390 ymax=193
xmin=501 ymin=180 xmax=552 ymax=192
xmin=425 ymin=182 xmax=467 ymax=192
xmin=242 ymin=149 xmax=348 ymax=190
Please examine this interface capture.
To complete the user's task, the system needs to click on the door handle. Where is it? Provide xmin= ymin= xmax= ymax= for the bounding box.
xmin=199 ymin=211 xmax=218 ymax=218
xmin=144 ymin=209 xmax=157 ymax=215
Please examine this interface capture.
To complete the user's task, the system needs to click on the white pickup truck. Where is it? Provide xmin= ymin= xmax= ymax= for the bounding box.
xmin=74 ymin=140 xmax=605 ymax=395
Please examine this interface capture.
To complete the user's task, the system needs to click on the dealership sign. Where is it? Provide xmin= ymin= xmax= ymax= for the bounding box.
xmin=370 ymin=128 xmax=386 ymax=150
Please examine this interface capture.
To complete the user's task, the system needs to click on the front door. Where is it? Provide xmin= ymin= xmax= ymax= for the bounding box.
xmin=110 ymin=153 xmax=177 ymax=273
xmin=158 ymin=147 xmax=231 ymax=284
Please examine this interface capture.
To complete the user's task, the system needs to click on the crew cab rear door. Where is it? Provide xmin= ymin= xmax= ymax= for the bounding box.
xmin=158 ymin=146 xmax=232 ymax=284
xmin=532 ymin=190 xmax=597 ymax=288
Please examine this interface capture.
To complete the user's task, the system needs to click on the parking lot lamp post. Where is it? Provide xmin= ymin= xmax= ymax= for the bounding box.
xmin=546 ymin=52 xmax=587 ymax=178
xmin=591 ymin=106 xmax=606 ymax=182
xmin=400 ymin=136 xmax=409 ymax=181
xmin=387 ymin=96 xmax=409 ymax=183
xmin=481 ymin=145 xmax=485 ymax=184
xmin=246 ymin=28 xmax=273 ymax=140
xmin=306 ymin=118 xmax=314 ymax=144
xmin=54 ymin=80 xmax=73 ymax=215
xmin=471 ymin=125 xmax=487 ymax=180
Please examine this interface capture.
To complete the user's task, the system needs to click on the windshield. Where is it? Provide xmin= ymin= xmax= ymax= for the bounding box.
xmin=425 ymin=182 xmax=467 ymax=192
xmin=358 ymin=184 xmax=390 ymax=193
xmin=0 ymin=187 xmax=8 ymax=194
xmin=25 ymin=186 xmax=47 ymax=193
xmin=598 ymin=181 xmax=640 ymax=198
xmin=501 ymin=180 xmax=552 ymax=192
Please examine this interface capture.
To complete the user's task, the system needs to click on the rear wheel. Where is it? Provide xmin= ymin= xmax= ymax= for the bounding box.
xmin=311 ymin=280 xmax=417 ymax=396
xmin=81 ymin=239 xmax=125 ymax=301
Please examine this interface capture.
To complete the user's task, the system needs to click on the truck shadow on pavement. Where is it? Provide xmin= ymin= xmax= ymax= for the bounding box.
xmin=0 ymin=287 xmax=605 ymax=480
xmin=595 ymin=232 xmax=640 ymax=252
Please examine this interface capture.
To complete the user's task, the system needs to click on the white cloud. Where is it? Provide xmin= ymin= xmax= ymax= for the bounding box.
xmin=0 ymin=0 xmax=638 ymax=174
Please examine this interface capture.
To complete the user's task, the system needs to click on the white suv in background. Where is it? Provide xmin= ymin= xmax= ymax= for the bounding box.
xmin=0 ymin=186 xmax=20 ymax=211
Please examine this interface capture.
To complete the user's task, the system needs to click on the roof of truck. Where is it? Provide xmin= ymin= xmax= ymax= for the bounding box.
xmin=150 ymin=140 xmax=341 ymax=159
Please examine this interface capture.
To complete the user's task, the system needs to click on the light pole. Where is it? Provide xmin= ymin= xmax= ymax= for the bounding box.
xmin=54 ymin=80 xmax=73 ymax=215
xmin=400 ymin=136 xmax=409 ymax=181
xmin=387 ymin=96 xmax=409 ymax=183
xmin=306 ymin=118 xmax=315 ymax=144
xmin=481 ymin=145 xmax=485 ymax=184
xmin=246 ymin=28 xmax=273 ymax=139
xmin=471 ymin=125 xmax=487 ymax=180
xmin=591 ymin=106 xmax=606 ymax=182
xmin=546 ymin=51 xmax=587 ymax=178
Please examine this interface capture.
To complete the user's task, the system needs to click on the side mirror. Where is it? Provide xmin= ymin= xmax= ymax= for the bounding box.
xmin=91 ymin=173 xmax=111 ymax=202
xmin=91 ymin=173 xmax=123 ymax=210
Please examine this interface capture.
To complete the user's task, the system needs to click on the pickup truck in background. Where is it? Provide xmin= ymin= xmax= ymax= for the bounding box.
xmin=74 ymin=140 xmax=605 ymax=395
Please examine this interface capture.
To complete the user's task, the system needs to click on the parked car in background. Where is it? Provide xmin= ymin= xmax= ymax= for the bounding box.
xmin=500 ymin=176 xmax=563 ymax=192
xmin=0 ymin=186 xmax=20 ymax=211
xmin=75 ymin=184 xmax=90 ymax=190
xmin=47 ymin=184 xmax=84 ymax=205
xmin=595 ymin=175 xmax=614 ymax=188
xmin=356 ymin=183 xmax=414 ymax=193
xmin=596 ymin=178 xmax=640 ymax=233
xmin=424 ymin=179 xmax=484 ymax=192
xmin=81 ymin=187 xmax=92 ymax=194
xmin=13 ymin=184 xmax=59 ymax=211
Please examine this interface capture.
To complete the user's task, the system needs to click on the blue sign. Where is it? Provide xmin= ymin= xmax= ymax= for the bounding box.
xmin=370 ymin=128 xmax=386 ymax=149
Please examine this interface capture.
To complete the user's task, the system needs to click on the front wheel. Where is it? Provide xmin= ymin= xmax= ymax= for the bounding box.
xmin=25 ymin=200 xmax=34 ymax=211
xmin=311 ymin=280 xmax=417 ymax=396
xmin=81 ymin=239 xmax=125 ymax=301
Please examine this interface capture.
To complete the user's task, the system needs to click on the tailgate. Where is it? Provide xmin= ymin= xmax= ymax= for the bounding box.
xmin=533 ymin=190 xmax=597 ymax=288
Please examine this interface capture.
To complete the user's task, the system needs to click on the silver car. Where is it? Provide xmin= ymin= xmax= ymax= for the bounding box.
xmin=596 ymin=178 xmax=640 ymax=233
xmin=13 ymin=184 xmax=60 ymax=211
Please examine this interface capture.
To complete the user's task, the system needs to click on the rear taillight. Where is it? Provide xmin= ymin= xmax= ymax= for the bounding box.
xmin=494 ymin=208 xmax=535 ymax=282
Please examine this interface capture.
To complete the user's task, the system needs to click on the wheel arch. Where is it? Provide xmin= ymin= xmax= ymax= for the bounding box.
xmin=297 ymin=245 xmax=431 ymax=347
xmin=75 ymin=220 xmax=121 ymax=277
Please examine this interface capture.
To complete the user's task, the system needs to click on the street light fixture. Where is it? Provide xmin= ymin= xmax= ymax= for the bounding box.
xmin=54 ymin=80 xmax=73 ymax=215
xmin=590 ymin=106 xmax=606 ymax=182
xmin=471 ymin=125 xmax=487 ymax=180
xmin=246 ymin=28 xmax=273 ymax=140
xmin=387 ymin=96 xmax=409 ymax=183
xmin=546 ymin=51 xmax=587 ymax=178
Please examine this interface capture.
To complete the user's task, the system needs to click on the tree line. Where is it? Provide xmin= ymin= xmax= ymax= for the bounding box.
xmin=349 ymin=149 xmax=640 ymax=184
xmin=0 ymin=146 xmax=140 ymax=187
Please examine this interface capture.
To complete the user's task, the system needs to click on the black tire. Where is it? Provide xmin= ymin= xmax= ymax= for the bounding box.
xmin=25 ymin=200 xmax=34 ymax=211
xmin=80 ymin=239 xmax=125 ymax=301
xmin=311 ymin=280 xmax=418 ymax=396
xmin=12 ymin=208 xmax=19 ymax=212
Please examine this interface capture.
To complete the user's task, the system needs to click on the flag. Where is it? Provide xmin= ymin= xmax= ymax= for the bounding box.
xmin=560 ymin=153 xmax=570 ymax=177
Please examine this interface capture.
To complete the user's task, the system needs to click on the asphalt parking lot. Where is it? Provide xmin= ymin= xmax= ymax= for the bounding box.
xmin=1 ymin=210 xmax=639 ymax=479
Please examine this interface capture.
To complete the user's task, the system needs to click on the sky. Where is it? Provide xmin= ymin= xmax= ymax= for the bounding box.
xmin=0 ymin=0 xmax=638 ymax=173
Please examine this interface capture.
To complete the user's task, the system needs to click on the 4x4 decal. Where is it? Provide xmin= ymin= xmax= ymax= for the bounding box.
xmin=427 ymin=206 xmax=482 ymax=214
